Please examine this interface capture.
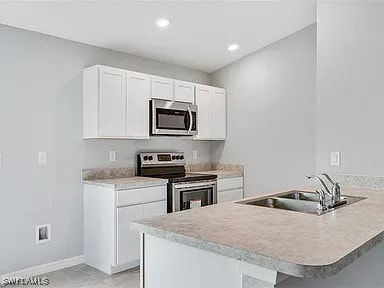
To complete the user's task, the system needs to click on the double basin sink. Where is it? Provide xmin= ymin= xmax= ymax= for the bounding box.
xmin=238 ymin=190 xmax=365 ymax=216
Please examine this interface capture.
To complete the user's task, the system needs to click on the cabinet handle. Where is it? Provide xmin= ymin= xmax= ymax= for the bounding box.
xmin=187 ymin=107 xmax=193 ymax=134
xmin=130 ymin=76 xmax=146 ymax=81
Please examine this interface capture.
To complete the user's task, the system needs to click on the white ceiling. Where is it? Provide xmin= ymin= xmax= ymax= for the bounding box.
xmin=0 ymin=1 xmax=316 ymax=73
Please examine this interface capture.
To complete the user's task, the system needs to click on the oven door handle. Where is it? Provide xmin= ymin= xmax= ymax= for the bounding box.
xmin=173 ymin=180 xmax=217 ymax=190
xmin=187 ymin=106 xmax=193 ymax=134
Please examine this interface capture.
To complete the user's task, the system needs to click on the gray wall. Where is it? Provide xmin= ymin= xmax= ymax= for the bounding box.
xmin=0 ymin=24 xmax=210 ymax=274
xmin=210 ymin=25 xmax=317 ymax=196
xmin=316 ymin=1 xmax=384 ymax=176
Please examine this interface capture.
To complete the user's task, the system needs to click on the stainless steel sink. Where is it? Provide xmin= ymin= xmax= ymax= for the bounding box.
xmin=278 ymin=190 xmax=320 ymax=202
xmin=246 ymin=197 xmax=321 ymax=214
xmin=237 ymin=190 xmax=366 ymax=216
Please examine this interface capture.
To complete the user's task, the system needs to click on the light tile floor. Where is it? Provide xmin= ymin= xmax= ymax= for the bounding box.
xmin=36 ymin=264 xmax=140 ymax=288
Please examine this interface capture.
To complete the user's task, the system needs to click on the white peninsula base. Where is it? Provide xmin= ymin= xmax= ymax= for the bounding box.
xmin=140 ymin=234 xmax=384 ymax=288
xmin=141 ymin=234 xmax=289 ymax=288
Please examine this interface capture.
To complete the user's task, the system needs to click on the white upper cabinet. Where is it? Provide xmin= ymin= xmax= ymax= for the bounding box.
xmin=83 ymin=65 xmax=226 ymax=140
xmin=195 ymin=85 xmax=226 ymax=140
xmin=211 ymin=88 xmax=226 ymax=140
xmin=174 ymin=80 xmax=195 ymax=103
xmin=99 ymin=66 xmax=127 ymax=137
xmin=151 ymin=76 xmax=174 ymax=101
xmin=195 ymin=85 xmax=212 ymax=140
xmin=126 ymin=72 xmax=150 ymax=139
xmin=83 ymin=65 xmax=150 ymax=139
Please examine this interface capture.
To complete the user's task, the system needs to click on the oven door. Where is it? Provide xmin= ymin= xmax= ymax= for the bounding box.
xmin=172 ymin=180 xmax=217 ymax=212
xmin=151 ymin=100 xmax=197 ymax=136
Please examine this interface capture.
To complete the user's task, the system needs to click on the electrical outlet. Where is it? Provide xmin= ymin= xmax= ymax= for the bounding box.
xmin=331 ymin=152 xmax=341 ymax=166
xmin=38 ymin=152 xmax=48 ymax=165
xmin=192 ymin=150 xmax=197 ymax=159
xmin=109 ymin=151 xmax=117 ymax=162
xmin=36 ymin=223 xmax=51 ymax=244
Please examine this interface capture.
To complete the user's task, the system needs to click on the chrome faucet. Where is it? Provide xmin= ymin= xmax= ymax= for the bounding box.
xmin=321 ymin=173 xmax=341 ymax=204
xmin=307 ymin=173 xmax=341 ymax=208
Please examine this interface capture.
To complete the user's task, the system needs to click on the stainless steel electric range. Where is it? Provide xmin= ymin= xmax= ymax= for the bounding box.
xmin=137 ymin=152 xmax=217 ymax=213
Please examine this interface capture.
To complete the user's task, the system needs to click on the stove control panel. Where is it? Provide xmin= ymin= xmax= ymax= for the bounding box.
xmin=139 ymin=152 xmax=185 ymax=166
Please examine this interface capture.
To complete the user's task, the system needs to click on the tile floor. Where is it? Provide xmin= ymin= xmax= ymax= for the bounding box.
xmin=37 ymin=264 xmax=140 ymax=287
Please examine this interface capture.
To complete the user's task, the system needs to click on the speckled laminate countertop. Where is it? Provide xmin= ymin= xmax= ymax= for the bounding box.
xmin=83 ymin=177 xmax=168 ymax=190
xmin=130 ymin=187 xmax=384 ymax=279
xmin=191 ymin=170 xmax=243 ymax=179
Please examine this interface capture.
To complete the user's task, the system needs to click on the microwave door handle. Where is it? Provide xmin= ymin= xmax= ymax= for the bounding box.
xmin=187 ymin=107 xmax=193 ymax=134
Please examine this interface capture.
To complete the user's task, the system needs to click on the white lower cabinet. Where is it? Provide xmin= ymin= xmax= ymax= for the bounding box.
xmin=230 ymin=188 xmax=244 ymax=201
xmin=218 ymin=189 xmax=244 ymax=203
xmin=83 ymin=183 xmax=167 ymax=275
xmin=217 ymin=177 xmax=244 ymax=204
xmin=117 ymin=201 xmax=166 ymax=266
xmin=117 ymin=205 xmax=143 ymax=265
xmin=143 ymin=201 xmax=167 ymax=218
xmin=218 ymin=191 xmax=231 ymax=203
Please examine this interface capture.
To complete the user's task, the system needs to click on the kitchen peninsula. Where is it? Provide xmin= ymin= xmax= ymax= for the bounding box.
xmin=131 ymin=186 xmax=384 ymax=288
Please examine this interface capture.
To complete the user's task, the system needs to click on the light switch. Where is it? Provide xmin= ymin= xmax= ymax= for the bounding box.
xmin=192 ymin=150 xmax=197 ymax=159
xmin=109 ymin=151 xmax=117 ymax=162
xmin=38 ymin=152 xmax=48 ymax=165
xmin=331 ymin=152 xmax=340 ymax=166
xmin=0 ymin=153 xmax=2 ymax=167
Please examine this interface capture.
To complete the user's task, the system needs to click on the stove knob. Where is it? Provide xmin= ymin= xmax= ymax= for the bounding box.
xmin=172 ymin=155 xmax=176 ymax=160
xmin=143 ymin=156 xmax=148 ymax=161
xmin=180 ymin=155 xmax=184 ymax=160
xmin=176 ymin=155 xmax=180 ymax=160
xmin=148 ymin=156 xmax=153 ymax=161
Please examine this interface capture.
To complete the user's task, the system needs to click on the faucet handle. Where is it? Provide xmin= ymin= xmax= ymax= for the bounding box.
xmin=321 ymin=173 xmax=336 ymax=185
xmin=306 ymin=175 xmax=332 ymax=195
xmin=316 ymin=188 xmax=327 ymax=210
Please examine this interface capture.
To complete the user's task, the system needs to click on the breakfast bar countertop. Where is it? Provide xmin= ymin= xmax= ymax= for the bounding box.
xmin=131 ymin=186 xmax=384 ymax=279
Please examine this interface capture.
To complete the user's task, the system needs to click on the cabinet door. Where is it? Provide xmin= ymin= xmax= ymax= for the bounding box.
xmin=126 ymin=72 xmax=150 ymax=139
xmin=174 ymin=81 xmax=195 ymax=103
xmin=99 ymin=67 xmax=127 ymax=137
xmin=195 ymin=85 xmax=212 ymax=139
xmin=117 ymin=205 xmax=143 ymax=265
xmin=217 ymin=191 xmax=231 ymax=203
xmin=151 ymin=76 xmax=174 ymax=101
xmin=143 ymin=201 xmax=167 ymax=218
xmin=217 ymin=177 xmax=243 ymax=192
xmin=230 ymin=189 xmax=244 ymax=201
xmin=211 ymin=88 xmax=226 ymax=140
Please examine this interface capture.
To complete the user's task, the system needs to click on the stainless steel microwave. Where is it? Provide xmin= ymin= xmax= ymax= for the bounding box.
xmin=150 ymin=100 xmax=197 ymax=136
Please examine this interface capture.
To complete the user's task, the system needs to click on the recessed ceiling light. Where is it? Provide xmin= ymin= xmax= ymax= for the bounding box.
xmin=228 ymin=44 xmax=239 ymax=51
xmin=156 ymin=18 xmax=171 ymax=28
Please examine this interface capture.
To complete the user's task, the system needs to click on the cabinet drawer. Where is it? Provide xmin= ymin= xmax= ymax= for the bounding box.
xmin=117 ymin=185 xmax=166 ymax=207
xmin=217 ymin=177 xmax=243 ymax=192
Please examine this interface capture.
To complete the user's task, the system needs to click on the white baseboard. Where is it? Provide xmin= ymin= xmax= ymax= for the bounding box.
xmin=0 ymin=255 xmax=84 ymax=278
xmin=110 ymin=260 xmax=139 ymax=275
